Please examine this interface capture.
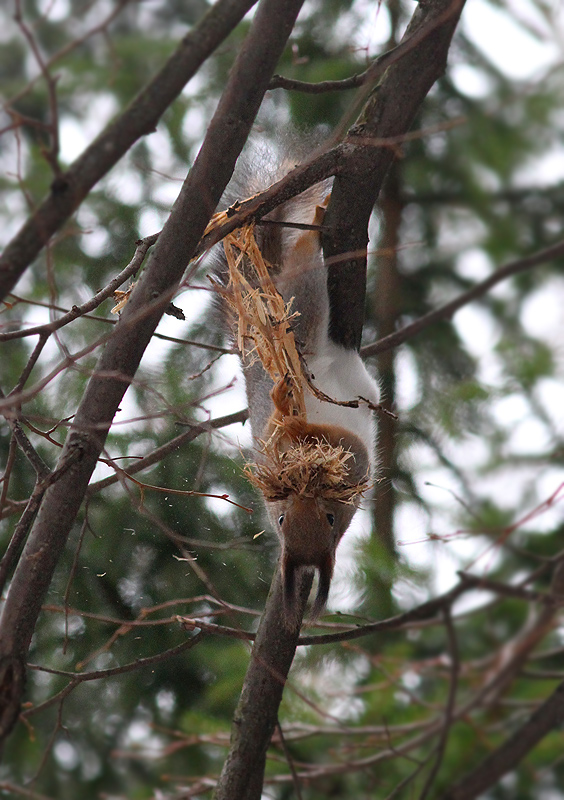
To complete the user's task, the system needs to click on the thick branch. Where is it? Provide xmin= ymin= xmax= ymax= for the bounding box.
xmin=323 ymin=0 xmax=465 ymax=350
xmin=0 ymin=0 xmax=256 ymax=302
xmin=213 ymin=570 xmax=312 ymax=800
xmin=441 ymin=679 xmax=564 ymax=800
xmin=0 ymin=0 xmax=305 ymax=748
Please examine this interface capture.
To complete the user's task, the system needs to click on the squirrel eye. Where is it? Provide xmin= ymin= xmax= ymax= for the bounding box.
xmin=326 ymin=513 xmax=335 ymax=526
xmin=278 ymin=515 xmax=285 ymax=526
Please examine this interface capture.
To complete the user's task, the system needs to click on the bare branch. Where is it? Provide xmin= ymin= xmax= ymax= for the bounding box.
xmin=0 ymin=0 xmax=307 ymax=748
xmin=5 ymin=0 xmax=133 ymax=109
xmin=24 ymin=632 xmax=204 ymax=718
xmin=0 ymin=234 xmax=159 ymax=343
xmin=440 ymin=678 xmax=564 ymax=800
xmin=418 ymin=608 xmax=460 ymax=799
xmin=0 ymin=782 xmax=55 ymax=800
xmin=13 ymin=0 xmax=62 ymax=176
xmin=86 ymin=408 xmax=248 ymax=496
xmin=362 ymin=238 xmax=564 ymax=357
xmin=181 ymin=617 xmax=255 ymax=642
xmin=0 ymin=0 xmax=257 ymax=301
xmin=269 ymin=0 xmax=464 ymax=96
xmin=213 ymin=569 xmax=313 ymax=800
xmin=0 ymin=484 xmax=45 ymax=597
xmin=323 ymin=0 xmax=466 ymax=351
xmin=0 ymin=389 xmax=50 ymax=479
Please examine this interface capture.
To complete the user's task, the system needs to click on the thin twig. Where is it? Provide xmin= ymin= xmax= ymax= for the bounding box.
xmin=418 ymin=607 xmax=460 ymax=799
xmin=269 ymin=0 xmax=463 ymax=96
xmin=0 ymin=234 xmax=159 ymax=343
xmin=0 ymin=435 xmax=17 ymax=510
xmin=362 ymin=238 xmax=564 ymax=357
xmin=86 ymin=408 xmax=248 ymax=495
xmin=275 ymin=719 xmax=303 ymax=800
xmin=180 ymin=617 xmax=255 ymax=641
xmin=0 ymin=782 xmax=55 ymax=800
xmin=4 ymin=294 xmax=231 ymax=353
xmin=11 ymin=332 xmax=49 ymax=394
xmin=4 ymin=0 xmax=133 ymax=110
xmin=13 ymin=0 xmax=62 ymax=175
xmin=24 ymin=633 xmax=204 ymax=718
xmin=0 ymin=484 xmax=47 ymax=596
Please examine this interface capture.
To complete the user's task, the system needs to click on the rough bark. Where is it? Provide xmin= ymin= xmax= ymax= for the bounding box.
xmin=372 ymin=168 xmax=403 ymax=558
xmin=213 ymin=570 xmax=312 ymax=800
xmin=323 ymin=0 xmax=465 ymax=351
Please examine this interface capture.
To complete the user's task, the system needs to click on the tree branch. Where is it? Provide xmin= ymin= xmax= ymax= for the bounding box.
xmin=0 ymin=234 xmax=159 ymax=343
xmin=24 ymin=632 xmax=204 ymax=718
xmin=441 ymin=677 xmax=564 ymax=800
xmin=323 ymin=0 xmax=466 ymax=351
xmin=86 ymin=409 xmax=248 ymax=496
xmin=269 ymin=0 xmax=464 ymax=96
xmin=0 ymin=0 xmax=305 ymax=748
xmin=212 ymin=570 xmax=313 ymax=800
xmin=419 ymin=607 xmax=460 ymax=799
xmin=440 ymin=561 xmax=564 ymax=799
xmin=0 ymin=0 xmax=257 ymax=302
xmin=362 ymin=237 xmax=564 ymax=357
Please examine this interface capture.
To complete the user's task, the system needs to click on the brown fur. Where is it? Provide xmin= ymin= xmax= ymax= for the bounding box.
xmin=213 ymin=145 xmax=377 ymax=626
xmin=266 ymin=377 xmax=369 ymax=623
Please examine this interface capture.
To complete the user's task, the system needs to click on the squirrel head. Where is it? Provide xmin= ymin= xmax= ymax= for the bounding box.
xmin=268 ymin=494 xmax=357 ymax=623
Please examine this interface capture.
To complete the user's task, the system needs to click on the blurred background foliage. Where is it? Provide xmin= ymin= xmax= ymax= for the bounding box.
xmin=2 ymin=0 xmax=564 ymax=797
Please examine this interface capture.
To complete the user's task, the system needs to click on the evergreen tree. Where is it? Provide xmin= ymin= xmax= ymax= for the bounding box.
xmin=1 ymin=0 xmax=564 ymax=797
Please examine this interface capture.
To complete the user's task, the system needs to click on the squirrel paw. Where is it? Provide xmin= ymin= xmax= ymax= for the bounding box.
xmin=271 ymin=374 xmax=295 ymax=418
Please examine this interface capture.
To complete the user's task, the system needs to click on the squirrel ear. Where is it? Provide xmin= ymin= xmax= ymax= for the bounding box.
xmin=311 ymin=553 xmax=335 ymax=619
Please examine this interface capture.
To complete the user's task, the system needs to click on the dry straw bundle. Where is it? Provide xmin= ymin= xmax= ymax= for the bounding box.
xmin=218 ymin=220 xmax=306 ymax=421
xmin=210 ymin=211 xmax=369 ymax=505
xmin=245 ymin=439 xmax=369 ymax=504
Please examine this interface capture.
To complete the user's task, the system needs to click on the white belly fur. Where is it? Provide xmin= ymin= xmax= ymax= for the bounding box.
xmin=304 ymin=342 xmax=379 ymax=469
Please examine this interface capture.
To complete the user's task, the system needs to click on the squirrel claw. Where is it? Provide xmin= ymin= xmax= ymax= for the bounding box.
xmin=271 ymin=374 xmax=294 ymax=417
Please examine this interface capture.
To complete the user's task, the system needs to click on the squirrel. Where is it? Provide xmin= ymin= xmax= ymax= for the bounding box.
xmin=214 ymin=142 xmax=379 ymax=623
